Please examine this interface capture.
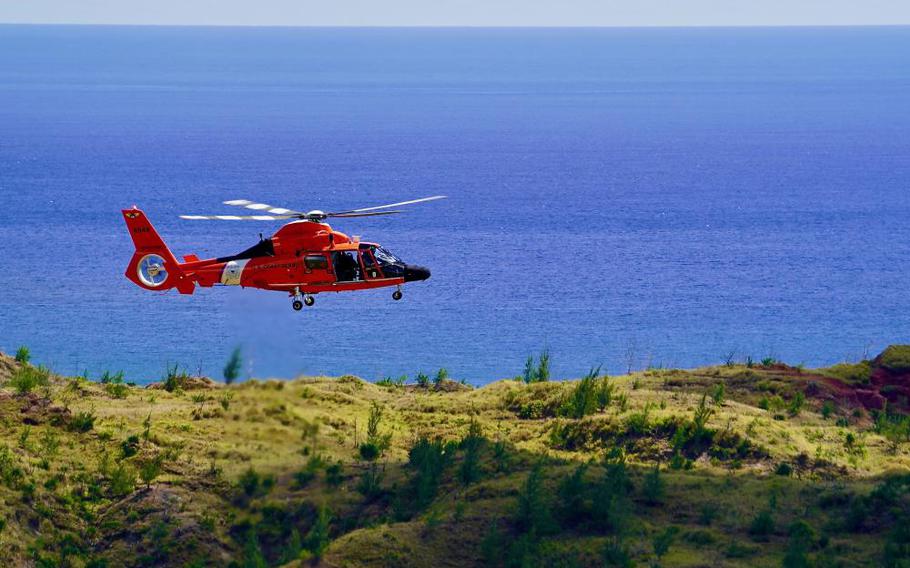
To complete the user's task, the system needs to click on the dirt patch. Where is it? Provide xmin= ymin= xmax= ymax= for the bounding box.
xmin=16 ymin=392 xmax=71 ymax=426
xmin=0 ymin=353 xmax=19 ymax=382
xmin=786 ymin=346 xmax=910 ymax=413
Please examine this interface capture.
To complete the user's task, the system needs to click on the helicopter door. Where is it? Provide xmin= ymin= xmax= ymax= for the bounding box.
xmin=360 ymin=249 xmax=381 ymax=280
xmin=331 ymin=251 xmax=362 ymax=282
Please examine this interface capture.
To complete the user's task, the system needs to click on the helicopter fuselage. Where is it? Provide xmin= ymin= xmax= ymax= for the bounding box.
xmin=122 ymin=208 xmax=431 ymax=307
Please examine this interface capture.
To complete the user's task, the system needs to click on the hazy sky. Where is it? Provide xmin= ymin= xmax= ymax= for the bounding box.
xmin=0 ymin=0 xmax=908 ymax=27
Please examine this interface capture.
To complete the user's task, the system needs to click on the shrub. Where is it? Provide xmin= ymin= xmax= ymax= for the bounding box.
xmin=883 ymin=518 xmax=910 ymax=567
xmin=109 ymin=463 xmax=135 ymax=497
xmin=293 ymin=455 xmax=325 ymax=488
xmin=14 ymin=346 xmax=30 ymax=364
xmin=459 ymin=418 xmax=485 ymax=485
xmin=597 ymin=375 xmax=615 ymax=410
xmin=693 ymin=393 xmax=715 ymax=436
xmin=357 ymin=462 xmax=383 ymax=499
xmin=592 ymin=449 xmax=633 ymax=534
xmin=641 ymin=464 xmax=665 ymax=505
xmin=515 ymin=461 xmax=554 ymax=534
xmin=163 ymin=364 xmax=190 ymax=392
xmin=775 ymin=462 xmax=793 ymax=477
xmin=433 ymin=368 xmax=448 ymax=388
xmin=358 ymin=442 xmax=380 ymax=461
xmin=359 ymin=402 xmax=391 ymax=461
xmin=223 ymin=346 xmax=243 ymax=384
xmin=415 ymin=372 xmax=430 ymax=388
xmin=748 ymin=509 xmax=775 ymax=541
xmin=711 ymin=383 xmax=725 ymax=406
xmin=99 ymin=370 xmax=124 ymax=384
xmin=9 ymin=365 xmax=50 ymax=394
xmin=69 ymin=410 xmax=96 ymax=433
xmin=821 ymin=400 xmax=835 ymax=419
xmin=522 ymin=350 xmax=551 ymax=383
xmin=306 ymin=505 xmax=332 ymax=559
xmin=561 ymin=367 xmax=602 ymax=419
xmin=493 ymin=439 xmax=511 ymax=473
xmin=653 ymin=526 xmax=679 ymax=561
xmin=784 ymin=520 xmax=815 ymax=568
xmin=761 ymin=357 xmax=776 ymax=367
xmin=788 ymin=392 xmax=805 ymax=416
xmin=409 ymin=436 xmax=450 ymax=506
xmin=121 ymin=434 xmax=140 ymax=458
xmin=625 ymin=403 xmax=653 ymax=435
xmin=242 ymin=529 xmax=267 ymax=568
xmin=616 ymin=393 xmax=628 ymax=412
xmin=669 ymin=451 xmax=692 ymax=470
xmin=602 ymin=536 xmax=634 ymax=567
xmin=139 ymin=455 xmax=164 ymax=489
xmin=325 ymin=462 xmax=343 ymax=487
xmin=282 ymin=529 xmax=302 ymax=564
xmin=238 ymin=467 xmax=262 ymax=497
xmin=558 ymin=462 xmax=590 ymax=526
xmin=0 ymin=445 xmax=24 ymax=489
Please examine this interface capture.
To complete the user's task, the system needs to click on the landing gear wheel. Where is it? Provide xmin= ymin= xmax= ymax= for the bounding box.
xmin=304 ymin=295 xmax=315 ymax=307
xmin=292 ymin=300 xmax=303 ymax=311
xmin=392 ymin=290 xmax=403 ymax=301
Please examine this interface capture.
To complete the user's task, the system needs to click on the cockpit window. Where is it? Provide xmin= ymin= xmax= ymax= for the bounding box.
xmin=374 ymin=247 xmax=403 ymax=265
xmin=372 ymin=246 xmax=404 ymax=277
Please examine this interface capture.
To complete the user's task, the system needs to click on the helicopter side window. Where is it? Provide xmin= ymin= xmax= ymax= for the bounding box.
xmin=332 ymin=251 xmax=361 ymax=282
xmin=303 ymin=254 xmax=328 ymax=272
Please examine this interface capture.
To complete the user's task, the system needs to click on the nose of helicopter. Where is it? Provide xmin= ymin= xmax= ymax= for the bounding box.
xmin=404 ymin=265 xmax=431 ymax=282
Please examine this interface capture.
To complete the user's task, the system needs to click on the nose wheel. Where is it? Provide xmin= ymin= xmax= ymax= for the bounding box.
xmin=392 ymin=288 xmax=403 ymax=301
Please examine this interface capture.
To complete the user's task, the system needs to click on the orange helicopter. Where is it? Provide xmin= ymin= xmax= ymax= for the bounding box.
xmin=122 ymin=196 xmax=445 ymax=310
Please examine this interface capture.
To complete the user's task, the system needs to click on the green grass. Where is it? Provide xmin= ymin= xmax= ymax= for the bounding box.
xmin=878 ymin=345 xmax=910 ymax=372
xmin=819 ymin=360 xmax=873 ymax=385
xmin=0 ymin=348 xmax=908 ymax=567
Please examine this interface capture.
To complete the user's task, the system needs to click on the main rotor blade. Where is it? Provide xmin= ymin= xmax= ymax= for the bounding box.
xmin=222 ymin=199 xmax=303 ymax=216
xmin=327 ymin=211 xmax=402 ymax=218
xmin=329 ymin=195 xmax=446 ymax=215
xmin=180 ymin=214 xmax=295 ymax=221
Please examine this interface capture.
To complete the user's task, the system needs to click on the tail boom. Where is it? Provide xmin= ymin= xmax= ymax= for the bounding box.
xmin=122 ymin=207 xmax=195 ymax=294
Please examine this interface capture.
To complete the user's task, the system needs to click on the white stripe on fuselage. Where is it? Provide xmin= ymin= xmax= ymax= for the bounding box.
xmin=220 ymin=259 xmax=250 ymax=285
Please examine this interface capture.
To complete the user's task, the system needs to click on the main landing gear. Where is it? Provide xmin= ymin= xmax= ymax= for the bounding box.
xmin=290 ymin=288 xmax=315 ymax=311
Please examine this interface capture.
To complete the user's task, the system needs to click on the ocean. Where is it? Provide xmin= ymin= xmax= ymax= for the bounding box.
xmin=0 ymin=25 xmax=908 ymax=383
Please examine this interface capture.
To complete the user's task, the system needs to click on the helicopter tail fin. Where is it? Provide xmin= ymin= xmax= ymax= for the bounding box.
xmin=121 ymin=207 xmax=195 ymax=294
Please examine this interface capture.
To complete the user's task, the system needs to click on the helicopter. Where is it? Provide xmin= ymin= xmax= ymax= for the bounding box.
xmin=122 ymin=196 xmax=445 ymax=310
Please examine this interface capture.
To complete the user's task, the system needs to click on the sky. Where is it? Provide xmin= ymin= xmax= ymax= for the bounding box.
xmin=0 ymin=0 xmax=908 ymax=27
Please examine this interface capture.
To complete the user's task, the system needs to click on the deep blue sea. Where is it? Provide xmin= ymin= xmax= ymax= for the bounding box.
xmin=1 ymin=25 xmax=908 ymax=383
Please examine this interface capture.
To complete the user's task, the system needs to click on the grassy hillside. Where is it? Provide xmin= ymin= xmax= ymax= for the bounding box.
xmin=0 ymin=349 xmax=909 ymax=567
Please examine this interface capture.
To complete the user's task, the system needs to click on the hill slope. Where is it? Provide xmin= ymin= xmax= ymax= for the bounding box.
xmin=0 ymin=350 xmax=908 ymax=567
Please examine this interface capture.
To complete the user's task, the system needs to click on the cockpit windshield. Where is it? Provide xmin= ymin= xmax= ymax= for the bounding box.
xmin=373 ymin=247 xmax=403 ymax=266
xmin=367 ymin=246 xmax=404 ymax=277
